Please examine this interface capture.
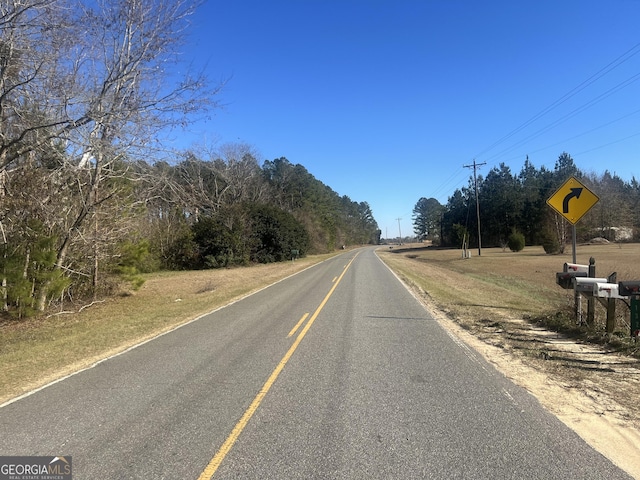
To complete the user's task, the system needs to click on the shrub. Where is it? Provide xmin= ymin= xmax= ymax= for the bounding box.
xmin=164 ymin=232 xmax=199 ymax=270
xmin=541 ymin=232 xmax=560 ymax=254
xmin=191 ymin=215 xmax=245 ymax=268
xmin=249 ymin=204 xmax=309 ymax=263
xmin=114 ymin=240 xmax=153 ymax=291
xmin=507 ymin=230 xmax=525 ymax=252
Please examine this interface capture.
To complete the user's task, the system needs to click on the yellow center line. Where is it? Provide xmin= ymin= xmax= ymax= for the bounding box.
xmin=197 ymin=252 xmax=359 ymax=480
xmin=287 ymin=312 xmax=309 ymax=338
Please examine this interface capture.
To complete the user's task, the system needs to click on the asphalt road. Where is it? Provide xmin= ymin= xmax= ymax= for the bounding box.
xmin=0 ymin=247 xmax=632 ymax=479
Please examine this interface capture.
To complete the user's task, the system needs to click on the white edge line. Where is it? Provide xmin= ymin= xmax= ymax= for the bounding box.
xmin=374 ymin=248 xmax=482 ymax=365
xmin=1 ymin=254 xmax=346 ymax=409
xmin=374 ymin=248 xmax=427 ymax=305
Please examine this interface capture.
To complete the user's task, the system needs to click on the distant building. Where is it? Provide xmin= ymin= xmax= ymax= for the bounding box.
xmin=594 ymin=226 xmax=633 ymax=242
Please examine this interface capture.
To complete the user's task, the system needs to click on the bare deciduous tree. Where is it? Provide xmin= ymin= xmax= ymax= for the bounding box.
xmin=1 ymin=0 xmax=224 ymax=311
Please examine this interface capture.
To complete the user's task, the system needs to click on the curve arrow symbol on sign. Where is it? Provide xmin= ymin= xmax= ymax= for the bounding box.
xmin=547 ymin=177 xmax=599 ymax=225
xmin=562 ymin=187 xmax=583 ymax=213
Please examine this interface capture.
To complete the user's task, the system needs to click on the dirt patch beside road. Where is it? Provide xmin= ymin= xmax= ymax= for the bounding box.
xmin=378 ymin=244 xmax=640 ymax=478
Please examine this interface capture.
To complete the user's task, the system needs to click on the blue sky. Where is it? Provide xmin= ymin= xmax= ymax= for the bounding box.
xmin=176 ymin=0 xmax=640 ymax=239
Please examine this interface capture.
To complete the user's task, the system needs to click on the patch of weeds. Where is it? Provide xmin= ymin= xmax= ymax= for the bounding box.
xmin=603 ymin=335 xmax=640 ymax=359
xmin=477 ymin=318 xmax=505 ymax=330
xmin=196 ymin=281 xmax=216 ymax=294
xmin=506 ymin=333 xmax=548 ymax=344
xmin=512 ymin=345 xmax=543 ymax=358
xmin=458 ymin=321 xmax=472 ymax=331
xmin=529 ymin=310 xmax=583 ymax=336
xmin=528 ymin=310 xmax=640 ymax=360
xmin=539 ymin=350 xmax=553 ymax=360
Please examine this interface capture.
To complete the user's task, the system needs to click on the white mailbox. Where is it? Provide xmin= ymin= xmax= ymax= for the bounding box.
xmin=573 ymin=277 xmax=608 ymax=293
xmin=593 ymin=282 xmax=625 ymax=299
xmin=564 ymin=263 xmax=589 ymax=274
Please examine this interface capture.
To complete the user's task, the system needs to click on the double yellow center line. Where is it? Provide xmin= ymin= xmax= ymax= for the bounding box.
xmin=287 ymin=313 xmax=309 ymax=338
xmin=198 ymin=254 xmax=358 ymax=479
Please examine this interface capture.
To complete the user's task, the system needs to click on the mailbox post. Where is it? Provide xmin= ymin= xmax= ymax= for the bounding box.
xmin=574 ymin=276 xmax=606 ymax=324
xmin=587 ymin=257 xmax=596 ymax=326
xmin=605 ymin=272 xmax=617 ymax=334
xmin=590 ymin=271 xmax=618 ymax=334
xmin=556 ymin=263 xmax=588 ymax=323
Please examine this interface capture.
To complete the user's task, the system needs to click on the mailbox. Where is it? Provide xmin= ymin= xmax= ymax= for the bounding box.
xmin=619 ymin=281 xmax=640 ymax=297
xmin=573 ymin=277 xmax=608 ymax=294
xmin=564 ymin=263 xmax=589 ymax=274
xmin=556 ymin=271 xmax=587 ymax=289
xmin=593 ymin=282 xmax=623 ymax=299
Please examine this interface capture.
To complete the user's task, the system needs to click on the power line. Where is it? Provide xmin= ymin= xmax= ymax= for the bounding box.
xmin=484 ymin=70 xmax=640 ymax=165
xmin=574 ymin=130 xmax=640 ymax=157
xmin=474 ymin=41 xmax=640 ymax=161
xmin=496 ymin=107 xmax=640 ymax=165
xmin=429 ymin=166 xmax=469 ymax=202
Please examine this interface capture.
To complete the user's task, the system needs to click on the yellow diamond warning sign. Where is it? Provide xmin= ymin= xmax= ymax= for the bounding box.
xmin=547 ymin=176 xmax=599 ymax=224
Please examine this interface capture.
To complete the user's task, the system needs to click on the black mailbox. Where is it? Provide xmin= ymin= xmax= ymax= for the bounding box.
xmin=556 ymin=271 xmax=587 ymax=289
xmin=619 ymin=281 xmax=640 ymax=297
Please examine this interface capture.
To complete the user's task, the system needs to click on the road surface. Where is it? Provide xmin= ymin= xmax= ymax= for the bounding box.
xmin=0 ymin=247 xmax=631 ymax=479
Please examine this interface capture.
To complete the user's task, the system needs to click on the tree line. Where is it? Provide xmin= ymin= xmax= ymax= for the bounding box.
xmin=413 ymin=152 xmax=640 ymax=252
xmin=0 ymin=0 xmax=380 ymax=317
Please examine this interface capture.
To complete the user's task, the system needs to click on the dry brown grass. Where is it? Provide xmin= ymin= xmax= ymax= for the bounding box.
xmin=378 ymin=242 xmax=640 ymax=336
xmin=0 ymin=255 xmax=335 ymax=405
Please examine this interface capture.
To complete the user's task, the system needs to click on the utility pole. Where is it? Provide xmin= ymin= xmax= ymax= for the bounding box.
xmin=464 ymin=160 xmax=486 ymax=256
xmin=396 ymin=218 xmax=402 ymax=245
